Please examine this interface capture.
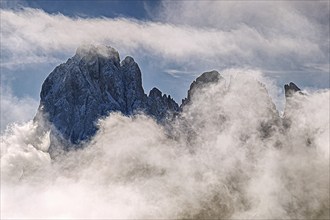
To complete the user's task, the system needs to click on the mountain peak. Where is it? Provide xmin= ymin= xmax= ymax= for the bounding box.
xmin=75 ymin=44 xmax=120 ymax=62
xmin=181 ymin=70 xmax=222 ymax=106
xmin=284 ymin=82 xmax=301 ymax=98
xmin=149 ymin=87 xmax=162 ymax=97
xmin=35 ymin=45 xmax=293 ymax=152
xmin=121 ymin=56 xmax=135 ymax=66
xmin=36 ymin=45 xmax=179 ymax=150
xmin=195 ymin=70 xmax=221 ymax=85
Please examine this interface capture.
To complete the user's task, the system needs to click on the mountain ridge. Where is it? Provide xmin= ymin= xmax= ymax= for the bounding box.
xmin=35 ymin=45 xmax=302 ymax=151
xmin=35 ymin=45 xmax=180 ymax=148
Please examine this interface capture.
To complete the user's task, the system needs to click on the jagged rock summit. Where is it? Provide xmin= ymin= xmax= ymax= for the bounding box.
xmin=35 ymin=44 xmax=302 ymax=151
xmin=284 ymin=82 xmax=302 ymax=98
xmin=181 ymin=70 xmax=222 ymax=106
xmin=283 ymin=82 xmax=305 ymax=118
xmin=36 ymin=45 xmax=179 ymax=146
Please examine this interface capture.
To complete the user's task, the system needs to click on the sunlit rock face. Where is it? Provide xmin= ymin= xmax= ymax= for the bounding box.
xmin=35 ymin=45 xmax=179 ymax=148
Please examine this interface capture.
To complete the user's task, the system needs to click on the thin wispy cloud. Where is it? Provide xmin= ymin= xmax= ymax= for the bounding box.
xmin=164 ymin=69 xmax=197 ymax=78
xmin=1 ymin=4 xmax=328 ymax=74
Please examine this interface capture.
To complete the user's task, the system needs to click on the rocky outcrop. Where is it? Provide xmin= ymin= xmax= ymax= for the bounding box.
xmin=284 ymin=82 xmax=302 ymax=98
xmin=181 ymin=70 xmax=222 ymax=107
xmin=283 ymin=82 xmax=305 ymax=113
xmin=147 ymin=87 xmax=180 ymax=121
xmin=283 ymin=82 xmax=305 ymax=129
xmin=35 ymin=44 xmax=303 ymax=152
xmin=35 ymin=45 xmax=179 ymax=148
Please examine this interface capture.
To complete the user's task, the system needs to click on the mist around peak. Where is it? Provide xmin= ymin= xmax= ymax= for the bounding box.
xmin=1 ymin=70 xmax=329 ymax=219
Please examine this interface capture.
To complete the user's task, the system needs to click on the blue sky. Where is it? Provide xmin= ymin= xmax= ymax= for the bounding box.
xmin=3 ymin=0 xmax=158 ymax=19
xmin=1 ymin=0 xmax=329 ymax=130
xmin=0 ymin=0 xmax=161 ymax=94
xmin=1 ymin=0 xmax=192 ymax=99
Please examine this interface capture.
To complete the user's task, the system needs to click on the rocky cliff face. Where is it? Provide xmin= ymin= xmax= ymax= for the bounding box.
xmin=147 ymin=87 xmax=180 ymax=120
xmin=36 ymin=45 xmax=179 ymax=147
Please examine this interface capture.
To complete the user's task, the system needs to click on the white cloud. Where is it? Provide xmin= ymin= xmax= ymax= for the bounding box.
xmin=157 ymin=1 xmax=329 ymax=69
xmin=158 ymin=1 xmax=329 ymax=36
xmin=0 ymin=2 xmax=328 ymax=132
xmin=1 ymin=73 xmax=329 ymax=218
xmin=0 ymin=4 xmax=329 ymax=218
xmin=0 ymin=85 xmax=38 ymax=132
xmin=164 ymin=69 xmax=196 ymax=78
xmin=0 ymin=5 xmax=328 ymax=73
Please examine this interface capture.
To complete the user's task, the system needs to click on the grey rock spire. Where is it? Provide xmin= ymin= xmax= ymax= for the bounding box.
xmin=284 ymin=82 xmax=302 ymax=98
xmin=35 ymin=45 xmax=179 ymax=149
xmin=147 ymin=87 xmax=180 ymax=121
xmin=181 ymin=70 xmax=222 ymax=107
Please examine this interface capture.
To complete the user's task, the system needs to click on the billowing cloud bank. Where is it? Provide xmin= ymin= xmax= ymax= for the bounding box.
xmin=1 ymin=72 xmax=329 ymax=219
